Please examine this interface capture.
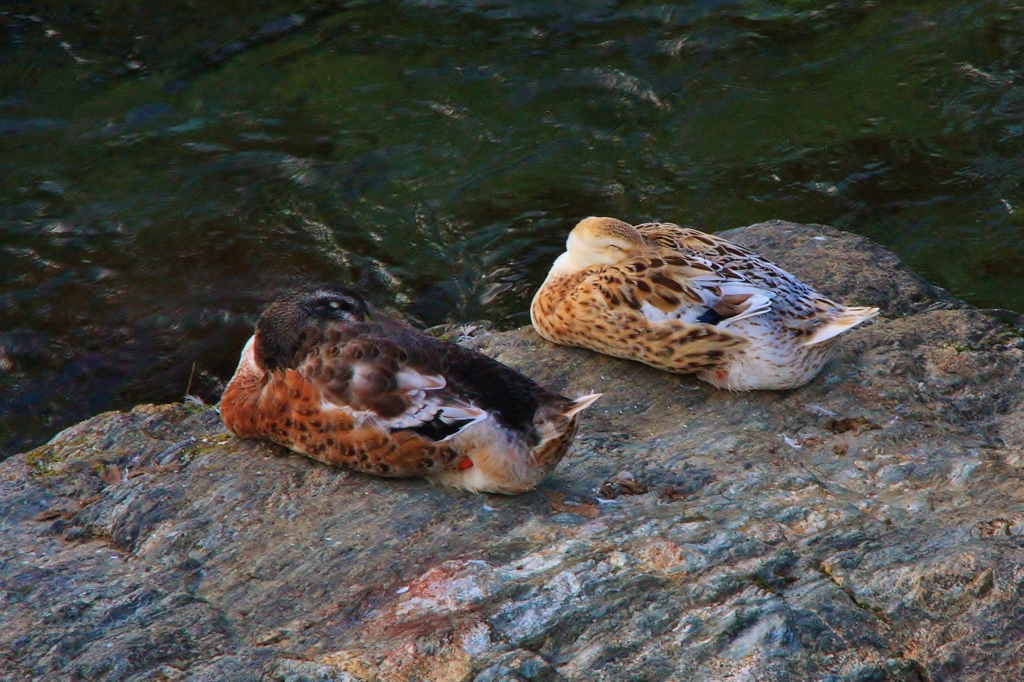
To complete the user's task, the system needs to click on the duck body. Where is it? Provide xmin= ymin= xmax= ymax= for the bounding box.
xmin=221 ymin=287 xmax=598 ymax=494
xmin=531 ymin=217 xmax=879 ymax=391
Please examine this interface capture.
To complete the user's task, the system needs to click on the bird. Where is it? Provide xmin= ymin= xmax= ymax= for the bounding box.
xmin=530 ymin=217 xmax=879 ymax=391
xmin=220 ymin=286 xmax=600 ymax=494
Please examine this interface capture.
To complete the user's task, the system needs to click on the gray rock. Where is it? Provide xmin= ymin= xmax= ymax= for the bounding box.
xmin=3 ymin=221 xmax=1024 ymax=681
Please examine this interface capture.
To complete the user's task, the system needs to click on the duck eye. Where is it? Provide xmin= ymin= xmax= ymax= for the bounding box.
xmin=329 ymin=301 xmax=342 ymax=309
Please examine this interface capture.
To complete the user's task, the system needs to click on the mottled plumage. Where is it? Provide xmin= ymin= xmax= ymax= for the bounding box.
xmin=531 ymin=217 xmax=879 ymax=390
xmin=221 ymin=287 xmax=599 ymax=494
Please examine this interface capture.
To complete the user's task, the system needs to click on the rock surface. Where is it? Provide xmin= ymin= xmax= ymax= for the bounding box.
xmin=3 ymin=221 xmax=1024 ymax=682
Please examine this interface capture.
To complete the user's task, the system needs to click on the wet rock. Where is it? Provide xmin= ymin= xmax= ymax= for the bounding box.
xmin=3 ymin=221 xmax=1024 ymax=681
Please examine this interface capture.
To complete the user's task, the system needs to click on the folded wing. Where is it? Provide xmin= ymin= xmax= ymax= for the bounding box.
xmin=300 ymin=337 xmax=488 ymax=441
xmin=589 ymin=251 xmax=776 ymax=329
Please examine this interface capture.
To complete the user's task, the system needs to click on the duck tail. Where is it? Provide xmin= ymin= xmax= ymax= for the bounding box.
xmin=535 ymin=392 xmax=601 ymax=437
xmin=535 ymin=392 xmax=600 ymax=435
xmin=803 ymin=306 xmax=880 ymax=346
xmin=531 ymin=393 xmax=601 ymax=470
xmin=563 ymin=393 xmax=602 ymax=418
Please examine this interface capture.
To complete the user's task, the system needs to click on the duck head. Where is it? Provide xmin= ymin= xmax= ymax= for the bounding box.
xmin=561 ymin=216 xmax=645 ymax=272
xmin=255 ymin=286 xmax=369 ymax=371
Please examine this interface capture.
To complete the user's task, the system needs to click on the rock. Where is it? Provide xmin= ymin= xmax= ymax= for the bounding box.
xmin=3 ymin=221 xmax=1024 ymax=681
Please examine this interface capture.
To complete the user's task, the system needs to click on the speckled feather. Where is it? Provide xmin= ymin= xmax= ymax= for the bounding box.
xmin=531 ymin=217 xmax=879 ymax=390
xmin=221 ymin=287 xmax=598 ymax=493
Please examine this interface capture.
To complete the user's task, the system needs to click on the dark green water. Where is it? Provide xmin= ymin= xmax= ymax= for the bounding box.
xmin=2 ymin=0 xmax=1023 ymax=456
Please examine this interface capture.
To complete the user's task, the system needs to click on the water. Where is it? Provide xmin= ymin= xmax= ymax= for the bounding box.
xmin=2 ymin=0 xmax=1023 ymax=457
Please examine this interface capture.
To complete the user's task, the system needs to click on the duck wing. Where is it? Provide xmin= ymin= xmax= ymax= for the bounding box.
xmin=634 ymin=222 xmax=878 ymax=341
xmin=636 ymin=222 xmax=805 ymax=290
xmin=638 ymin=221 xmax=846 ymax=313
xmin=299 ymin=329 xmax=486 ymax=440
xmin=365 ymin=319 xmax=575 ymax=438
xmin=589 ymin=251 xmax=775 ymax=328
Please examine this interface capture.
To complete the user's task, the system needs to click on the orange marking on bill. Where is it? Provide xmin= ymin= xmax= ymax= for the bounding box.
xmin=457 ymin=458 xmax=474 ymax=470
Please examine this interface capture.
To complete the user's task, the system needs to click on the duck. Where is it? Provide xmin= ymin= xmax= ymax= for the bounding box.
xmin=530 ymin=217 xmax=879 ymax=391
xmin=220 ymin=286 xmax=600 ymax=494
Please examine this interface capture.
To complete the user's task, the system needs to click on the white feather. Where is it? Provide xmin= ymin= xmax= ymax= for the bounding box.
xmin=438 ymin=403 xmax=488 ymax=427
xmin=238 ymin=336 xmax=258 ymax=372
xmin=715 ymin=283 xmax=775 ymax=327
xmin=395 ymin=369 xmax=446 ymax=391
xmin=641 ymin=301 xmax=674 ymax=322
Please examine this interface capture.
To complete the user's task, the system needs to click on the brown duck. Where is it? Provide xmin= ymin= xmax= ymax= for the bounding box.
xmin=221 ymin=286 xmax=599 ymax=494
xmin=531 ymin=217 xmax=879 ymax=390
